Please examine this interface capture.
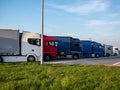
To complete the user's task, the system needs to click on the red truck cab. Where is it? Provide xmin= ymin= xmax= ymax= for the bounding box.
xmin=43 ymin=35 xmax=57 ymax=61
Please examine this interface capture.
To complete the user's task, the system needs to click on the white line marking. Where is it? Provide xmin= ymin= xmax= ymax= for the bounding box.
xmin=113 ymin=62 xmax=120 ymax=65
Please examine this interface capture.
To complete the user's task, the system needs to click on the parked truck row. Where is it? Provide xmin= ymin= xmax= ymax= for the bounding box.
xmin=0 ymin=29 xmax=119 ymax=62
xmin=0 ymin=29 xmax=57 ymax=62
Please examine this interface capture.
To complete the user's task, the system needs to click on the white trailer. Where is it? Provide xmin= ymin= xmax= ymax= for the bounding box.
xmin=103 ymin=44 xmax=113 ymax=57
xmin=0 ymin=29 xmax=41 ymax=62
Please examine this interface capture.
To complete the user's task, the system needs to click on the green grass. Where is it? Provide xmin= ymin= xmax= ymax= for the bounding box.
xmin=0 ymin=62 xmax=120 ymax=90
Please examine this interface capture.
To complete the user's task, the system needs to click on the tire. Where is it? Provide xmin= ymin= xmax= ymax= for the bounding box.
xmin=73 ymin=54 xmax=79 ymax=59
xmin=82 ymin=54 xmax=86 ymax=58
xmin=106 ymin=53 xmax=110 ymax=57
xmin=114 ymin=53 xmax=117 ymax=56
xmin=0 ymin=56 xmax=3 ymax=62
xmin=95 ymin=54 xmax=100 ymax=58
xmin=27 ymin=55 xmax=36 ymax=62
xmin=44 ymin=55 xmax=51 ymax=61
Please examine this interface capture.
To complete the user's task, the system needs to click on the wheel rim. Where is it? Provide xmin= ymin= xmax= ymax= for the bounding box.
xmin=73 ymin=55 xmax=79 ymax=59
xmin=45 ymin=55 xmax=51 ymax=61
xmin=27 ymin=56 xmax=35 ymax=62
xmin=96 ymin=54 xmax=99 ymax=58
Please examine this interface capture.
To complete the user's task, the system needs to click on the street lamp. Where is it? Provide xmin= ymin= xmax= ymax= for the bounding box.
xmin=41 ymin=0 xmax=44 ymax=64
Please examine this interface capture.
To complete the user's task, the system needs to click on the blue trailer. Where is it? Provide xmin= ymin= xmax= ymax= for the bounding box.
xmin=51 ymin=36 xmax=82 ymax=59
xmin=80 ymin=40 xmax=104 ymax=58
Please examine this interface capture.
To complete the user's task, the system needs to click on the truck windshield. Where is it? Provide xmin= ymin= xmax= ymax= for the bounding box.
xmin=115 ymin=48 xmax=118 ymax=50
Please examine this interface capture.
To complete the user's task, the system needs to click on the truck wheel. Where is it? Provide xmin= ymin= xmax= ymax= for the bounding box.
xmin=0 ymin=56 xmax=3 ymax=62
xmin=27 ymin=55 xmax=36 ymax=62
xmin=95 ymin=54 xmax=100 ymax=58
xmin=114 ymin=53 xmax=117 ymax=56
xmin=82 ymin=54 xmax=86 ymax=58
xmin=44 ymin=55 xmax=51 ymax=61
xmin=106 ymin=53 xmax=110 ymax=57
xmin=73 ymin=54 xmax=79 ymax=59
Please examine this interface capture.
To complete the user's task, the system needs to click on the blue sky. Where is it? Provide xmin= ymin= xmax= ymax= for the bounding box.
xmin=0 ymin=0 xmax=120 ymax=48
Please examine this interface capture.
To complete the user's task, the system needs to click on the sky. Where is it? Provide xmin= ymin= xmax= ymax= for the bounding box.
xmin=0 ymin=0 xmax=120 ymax=48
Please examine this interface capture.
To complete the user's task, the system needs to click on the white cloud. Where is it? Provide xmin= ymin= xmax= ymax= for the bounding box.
xmin=87 ymin=20 xmax=107 ymax=26
xmin=86 ymin=19 xmax=120 ymax=43
xmin=107 ymin=13 xmax=120 ymax=17
xmin=48 ymin=0 xmax=109 ymax=15
xmin=87 ymin=20 xmax=120 ymax=28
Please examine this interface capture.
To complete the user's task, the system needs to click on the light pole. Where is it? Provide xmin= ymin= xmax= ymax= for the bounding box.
xmin=41 ymin=0 xmax=44 ymax=64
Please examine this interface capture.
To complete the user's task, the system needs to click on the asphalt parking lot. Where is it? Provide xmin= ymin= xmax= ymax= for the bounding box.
xmin=45 ymin=56 xmax=120 ymax=66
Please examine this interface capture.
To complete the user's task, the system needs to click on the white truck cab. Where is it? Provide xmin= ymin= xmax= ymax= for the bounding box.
xmin=112 ymin=47 xmax=119 ymax=56
xmin=103 ymin=44 xmax=113 ymax=57
xmin=21 ymin=31 xmax=41 ymax=62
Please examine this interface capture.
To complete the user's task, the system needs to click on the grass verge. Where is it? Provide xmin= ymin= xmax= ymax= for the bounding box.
xmin=0 ymin=62 xmax=120 ymax=90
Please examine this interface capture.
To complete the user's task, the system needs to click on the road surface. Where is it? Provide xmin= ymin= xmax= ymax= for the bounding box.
xmin=45 ymin=56 xmax=120 ymax=66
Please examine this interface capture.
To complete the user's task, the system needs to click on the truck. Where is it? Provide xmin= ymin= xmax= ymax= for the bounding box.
xmin=112 ymin=47 xmax=119 ymax=56
xmin=80 ymin=40 xmax=104 ymax=58
xmin=103 ymin=44 xmax=113 ymax=57
xmin=0 ymin=29 xmax=57 ymax=62
xmin=43 ymin=35 xmax=57 ymax=60
xmin=103 ymin=44 xmax=119 ymax=56
xmin=51 ymin=36 xmax=82 ymax=59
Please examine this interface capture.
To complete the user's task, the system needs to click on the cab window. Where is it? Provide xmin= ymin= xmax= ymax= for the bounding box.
xmin=28 ymin=39 xmax=40 ymax=46
xmin=98 ymin=45 xmax=103 ymax=49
